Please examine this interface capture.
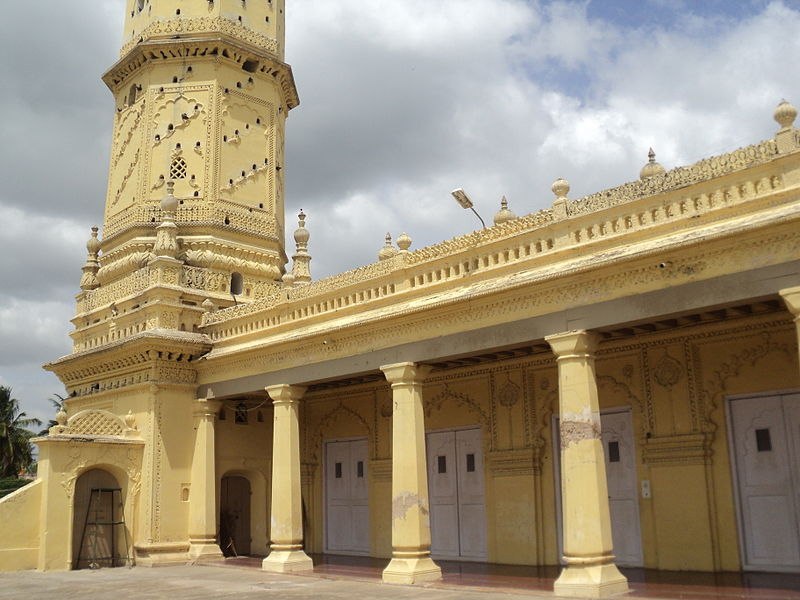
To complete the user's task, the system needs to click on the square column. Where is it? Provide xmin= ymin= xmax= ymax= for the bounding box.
xmin=546 ymin=331 xmax=628 ymax=598
xmin=380 ymin=362 xmax=442 ymax=585
xmin=262 ymin=384 xmax=313 ymax=573
xmin=188 ymin=397 xmax=224 ymax=561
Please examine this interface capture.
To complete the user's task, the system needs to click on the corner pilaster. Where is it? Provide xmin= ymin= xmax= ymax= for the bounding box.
xmin=188 ymin=397 xmax=223 ymax=561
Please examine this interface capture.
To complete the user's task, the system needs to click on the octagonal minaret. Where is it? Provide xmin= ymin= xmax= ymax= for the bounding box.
xmin=66 ymin=0 xmax=298 ymax=354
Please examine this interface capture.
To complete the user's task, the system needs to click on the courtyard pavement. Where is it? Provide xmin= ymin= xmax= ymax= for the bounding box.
xmin=1 ymin=563 xmax=799 ymax=600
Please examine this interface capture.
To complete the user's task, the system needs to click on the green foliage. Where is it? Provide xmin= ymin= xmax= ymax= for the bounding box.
xmin=0 ymin=476 xmax=31 ymax=498
xmin=0 ymin=386 xmax=41 ymax=478
xmin=38 ymin=394 xmax=66 ymax=436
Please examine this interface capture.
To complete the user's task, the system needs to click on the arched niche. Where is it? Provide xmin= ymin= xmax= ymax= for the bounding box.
xmin=72 ymin=468 xmax=129 ymax=569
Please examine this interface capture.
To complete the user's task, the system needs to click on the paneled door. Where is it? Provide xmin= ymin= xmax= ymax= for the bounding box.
xmin=427 ymin=428 xmax=487 ymax=560
xmin=730 ymin=394 xmax=800 ymax=572
xmin=325 ymin=439 xmax=370 ymax=555
xmin=602 ymin=410 xmax=644 ymax=567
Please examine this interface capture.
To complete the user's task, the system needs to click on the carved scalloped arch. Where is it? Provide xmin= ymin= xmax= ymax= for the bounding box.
xmin=309 ymin=401 xmax=371 ymax=462
xmin=66 ymin=409 xmax=127 ymax=437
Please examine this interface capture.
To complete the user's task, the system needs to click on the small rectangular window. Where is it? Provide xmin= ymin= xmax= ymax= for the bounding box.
xmin=608 ymin=441 xmax=621 ymax=463
xmin=756 ymin=428 xmax=772 ymax=452
xmin=466 ymin=453 xmax=476 ymax=472
xmin=335 ymin=462 xmax=342 ymax=478
xmin=356 ymin=461 xmax=364 ymax=478
xmin=437 ymin=456 xmax=447 ymax=474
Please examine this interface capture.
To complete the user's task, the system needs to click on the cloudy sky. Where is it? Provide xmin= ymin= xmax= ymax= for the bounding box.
xmin=1 ymin=0 xmax=799 ymax=426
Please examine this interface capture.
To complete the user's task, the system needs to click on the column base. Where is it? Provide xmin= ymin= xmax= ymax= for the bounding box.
xmin=382 ymin=557 xmax=442 ymax=585
xmin=554 ymin=563 xmax=629 ymax=598
xmin=261 ymin=550 xmax=314 ymax=573
xmin=187 ymin=541 xmax=223 ymax=562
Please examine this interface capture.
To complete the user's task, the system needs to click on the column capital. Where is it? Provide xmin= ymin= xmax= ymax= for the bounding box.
xmin=266 ymin=384 xmax=307 ymax=404
xmin=192 ymin=397 xmax=222 ymax=418
xmin=380 ymin=362 xmax=432 ymax=385
xmin=546 ymin=330 xmax=601 ymax=359
xmin=780 ymin=287 xmax=800 ymax=316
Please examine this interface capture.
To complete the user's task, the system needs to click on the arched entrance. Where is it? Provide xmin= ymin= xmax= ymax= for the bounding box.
xmin=220 ymin=475 xmax=251 ymax=556
xmin=72 ymin=468 xmax=129 ymax=569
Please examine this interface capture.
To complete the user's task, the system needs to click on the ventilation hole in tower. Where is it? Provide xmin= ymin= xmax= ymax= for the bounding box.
xmin=194 ymin=191 xmax=199 ymax=197
xmin=195 ymin=141 xmax=201 ymax=147
xmin=175 ymin=143 xmax=181 ymax=149
xmin=265 ymin=16 xmax=270 ymax=23
xmin=229 ymin=179 xmax=234 ymax=185
xmin=168 ymin=124 xmax=174 ymax=131
xmin=194 ymin=104 xmax=200 ymax=110
xmin=245 ymin=124 xmax=250 ymax=130
xmin=256 ymin=118 xmax=261 ymax=125
xmin=248 ymin=77 xmax=254 ymax=85
xmin=170 ymin=157 xmax=188 ymax=180
xmin=224 ymin=216 xmax=231 ymax=225
xmin=179 ymin=199 xmax=184 ymax=205
xmin=176 ymin=9 xmax=181 ymax=15
xmin=238 ymin=16 xmax=243 ymax=23
xmin=173 ymin=76 xmax=179 ymax=83
xmin=223 ymin=135 xmax=228 ymax=142
xmin=234 ymin=129 xmax=239 ymax=135
xmin=236 ymin=82 xmax=242 ymax=88
xmin=258 ymin=203 xmax=263 ymax=209
xmin=224 ymin=88 xmax=229 ymax=94
xmin=252 ymin=164 xmax=257 ymax=170
xmin=155 ymin=134 xmax=161 ymax=142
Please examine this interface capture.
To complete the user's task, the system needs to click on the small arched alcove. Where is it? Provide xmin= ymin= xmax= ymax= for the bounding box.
xmin=72 ymin=468 xmax=129 ymax=569
xmin=230 ymin=272 xmax=244 ymax=296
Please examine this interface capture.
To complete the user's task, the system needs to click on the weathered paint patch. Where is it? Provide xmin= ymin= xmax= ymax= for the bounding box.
xmin=392 ymin=491 xmax=429 ymax=521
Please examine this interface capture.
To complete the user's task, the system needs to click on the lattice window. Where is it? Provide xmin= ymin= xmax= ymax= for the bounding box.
xmin=170 ymin=157 xmax=187 ymax=180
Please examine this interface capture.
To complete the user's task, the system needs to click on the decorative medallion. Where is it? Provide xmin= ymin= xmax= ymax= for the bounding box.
xmin=653 ymin=352 xmax=683 ymax=388
xmin=498 ymin=379 xmax=520 ymax=408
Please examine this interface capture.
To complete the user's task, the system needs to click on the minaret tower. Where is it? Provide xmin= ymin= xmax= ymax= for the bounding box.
xmin=65 ymin=0 xmax=298 ymax=353
xmin=41 ymin=1 xmax=299 ymax=565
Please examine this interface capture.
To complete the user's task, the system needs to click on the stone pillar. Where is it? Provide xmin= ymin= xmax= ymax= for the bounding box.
xmin=545 ymin=331 xmax=628 ymax=598
xmin=188 ymin=397 xmax=224 ymax=561
xmin=780 ymin=287 xmax=800 ymax=354
xmin=262 ymin=384 xmax=313 ymax=573
xmin=380 ymin=362 xmax=442 ymax=585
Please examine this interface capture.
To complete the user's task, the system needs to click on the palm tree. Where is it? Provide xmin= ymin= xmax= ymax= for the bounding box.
xmin=0 ymin=387 xmax=41 ymax=478
xmin=38 ymin=394 xmax=66 ymax=436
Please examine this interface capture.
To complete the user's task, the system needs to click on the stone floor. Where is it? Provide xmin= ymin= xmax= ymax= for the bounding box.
xmin=0 ymin=559 xmax=798 ymax=600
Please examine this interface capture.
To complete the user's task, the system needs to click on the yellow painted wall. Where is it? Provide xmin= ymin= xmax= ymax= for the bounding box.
xmin=265 ymin=312 xmax=799 ymax=571
xmin=0 ymin=480 xmax=42 ymax=571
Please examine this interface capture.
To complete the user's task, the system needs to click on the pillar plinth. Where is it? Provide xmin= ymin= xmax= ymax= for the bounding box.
xmin=188 ymin=398 xmax=224 ymax=561
xmin=546 ymin=331 xmax=628 ymax=598
xmin=262 ymin=384 xmax=313 ymax=573
xmin=380 ymin=362 xmax=441 ymax=585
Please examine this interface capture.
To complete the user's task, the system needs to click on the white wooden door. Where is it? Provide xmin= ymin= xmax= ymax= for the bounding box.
xmin=730 ymin=394 xmax=800 ymax=571
xmin=602 ymin=411 xmax=644 ymax=567
xmin=553 ymin=409 xmax=643 ymax=567
xmin=325 ymin=439 xmax=370 ymax=554
xmin=427 ymin=428 xmax=487 ymax=560
xmin=456 ymin=428 xmax=488 ymax=560
xmin=428 ymin=430 xmax=460 ymax=557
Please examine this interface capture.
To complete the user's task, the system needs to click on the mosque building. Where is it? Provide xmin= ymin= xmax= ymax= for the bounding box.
xmin=1 ymin=1 xmax=799 ymax=597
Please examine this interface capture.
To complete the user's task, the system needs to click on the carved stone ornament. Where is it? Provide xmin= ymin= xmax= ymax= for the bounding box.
xmin=653 ymin=352 xmax=683 ymax=388
xmin=50 ymin=409 xmax=140 ymax=439
xmin=498 ymin=379 xmax=521 ymax=408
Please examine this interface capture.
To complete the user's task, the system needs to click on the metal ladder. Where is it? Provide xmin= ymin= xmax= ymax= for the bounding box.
xmin=76 ymin=487 xmax=132 ymax=569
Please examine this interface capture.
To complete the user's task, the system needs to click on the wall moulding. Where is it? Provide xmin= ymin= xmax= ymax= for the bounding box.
xmin=642 ymin=433 xmax=713 ymax=465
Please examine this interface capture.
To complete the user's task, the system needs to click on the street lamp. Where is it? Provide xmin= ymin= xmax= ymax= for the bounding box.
xmin=451 ymin=188 xmax=486 ymax=229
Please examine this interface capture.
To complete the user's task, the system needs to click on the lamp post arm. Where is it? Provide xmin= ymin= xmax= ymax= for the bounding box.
xmin=470 ymin=207 xmax=487 ymax=229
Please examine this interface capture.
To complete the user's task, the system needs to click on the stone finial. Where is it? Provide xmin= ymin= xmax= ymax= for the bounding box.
xmin=79 ymin=226 xmax=101 ymax=291
xmin=378 ymin=233 xmax=398 ymax=261
xmin=493 ymin=196 xmax=517 ymax=225
xmin=640 ymin=148 xmax=666 ymax=180
xmin=282 ymin=272 xmax=296 ymax=288
xmin=552 ymin=177 xmax=570 ymax=200
xmin=154 ymin=181 xmax=180 ymax=258
xmin=774 ymin=99 xmax=797 ymax=130
xmin=397 ymin=232 xmax=412 ymax=252
xmin=55 ymin=408 xmax=68 ymax=427
xmin=291 ymin=210 xmax=311 ymax=286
